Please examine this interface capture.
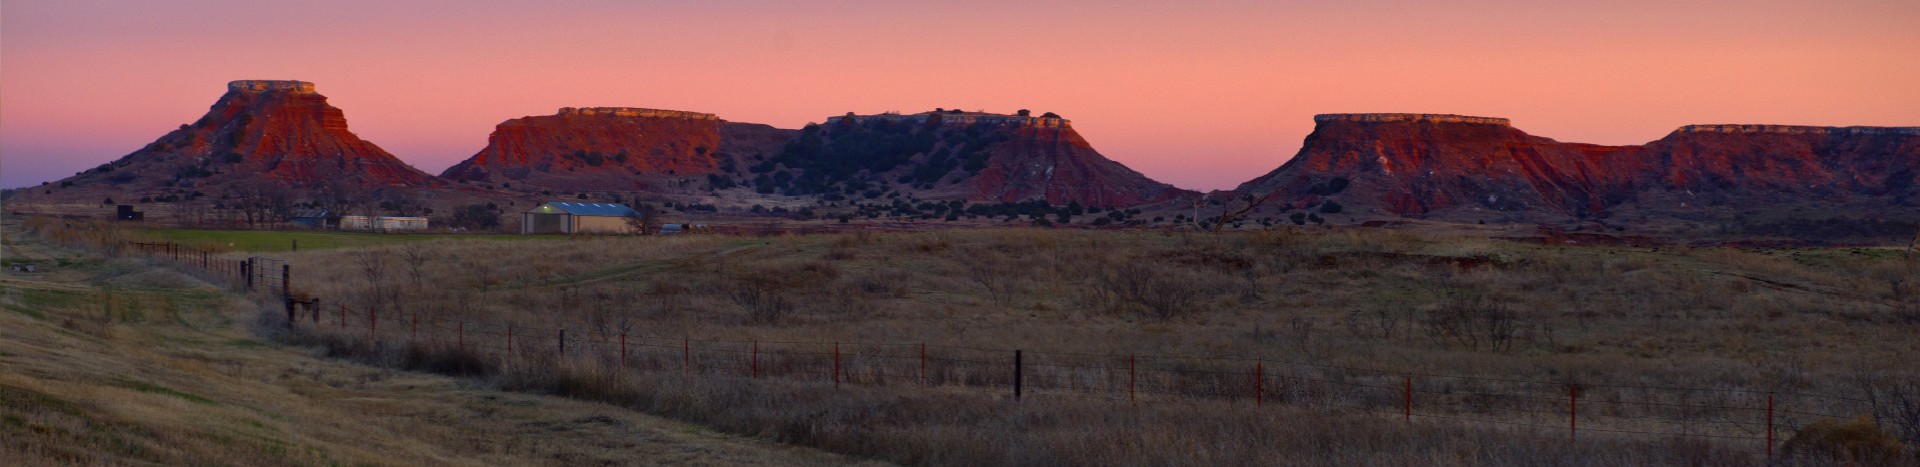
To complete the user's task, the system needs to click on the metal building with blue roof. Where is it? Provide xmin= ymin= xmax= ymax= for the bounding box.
xmin=522 ymin=202 xmax=641 ymax=234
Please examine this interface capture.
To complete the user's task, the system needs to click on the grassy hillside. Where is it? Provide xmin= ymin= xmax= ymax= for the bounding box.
xmin=0 ymin=218 xmax=873 ymax=466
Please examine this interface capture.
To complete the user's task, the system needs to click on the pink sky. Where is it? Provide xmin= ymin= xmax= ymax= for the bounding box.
xmin=5 ymin=0 xmax=1919 ymax=190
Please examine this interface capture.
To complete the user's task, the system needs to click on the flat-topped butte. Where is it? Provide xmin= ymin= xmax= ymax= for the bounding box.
xmin=826 ymin=110 xmax=1071 ymax=129
xmin=1676 ymin=124 xmax=1920 ymax=136
xmin=555 ymin=107 xmax=718 ymax=120
xmin=1314 ymin=113 xmax=1512 ymax=126
xmin=228 ymin=80 xmax=316 ymax=94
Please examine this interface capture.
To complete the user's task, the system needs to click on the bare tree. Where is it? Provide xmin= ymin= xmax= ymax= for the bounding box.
xmin=1851 ymin=368 xmax=1920 ymax=451
xmin=1419 ymin=295 xmax=1520 ymax=351
xmin=352 ymin=249 xmax=393 ymax=311
xmin=730 ymin=278 xmax=793 ymax=324
xmin=230 ymin=179 xmax=294 ymax=228
xmin=624 ymin=203 xmax=660 ymax=235
xmin=381 ymin=190 xmax=423 ymax=216
xmin=1097 ymin=260 xmax=1205 ymax=321
xmin=1210 ymin=192 xmax=1273 ymax=232
xmin=398 ymin=243 xmax=431 ymax=288
xmin=967 ymin=256 xmax=1021 ymax=307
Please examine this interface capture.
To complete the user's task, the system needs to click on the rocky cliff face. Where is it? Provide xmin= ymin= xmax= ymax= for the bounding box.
xmin=777 ymin=110 xmax=1192 ymax=207
xmin=1634 ymin=126 xmax=1920 ymax=205
xmin=440 ymin=107 xmax=789 ymax=191
xmin=1236 ymin=114 xmax=1920 ymax=220
xmin=969 ymin=121 xmax=1194 ymax=206
xmin=28 ymin=80 xmax=435 ymax=201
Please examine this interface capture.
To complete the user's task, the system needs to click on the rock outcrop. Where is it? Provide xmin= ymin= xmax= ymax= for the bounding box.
xmin=440 ymin=107 xmax=789 ymax=191
xmin=1235 ymin=113 xmax=1920 ymax=220
xmin=28 ymin=80 xmax=435 ymax=201
xmin=968 ymin=119 xmax=1193 ymax=206
xmin=771 ymin=110 xmax=1192 ymax=206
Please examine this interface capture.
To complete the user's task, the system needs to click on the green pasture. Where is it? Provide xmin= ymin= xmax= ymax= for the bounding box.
xmin=133 ymin=229 xmax=561 ymax=252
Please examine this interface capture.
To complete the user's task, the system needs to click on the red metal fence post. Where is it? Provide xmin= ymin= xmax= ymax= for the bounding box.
xmin=833 ymin=343 xmax=841 ymax=389
xmin=1405 ymin=377 xmax=1412 ymax=422
xmin=1767 ymin=392 xmax=1774 ymax=459
xmin=619 ymin=333 xmax=627 ymax=367
xmin=752 ymin=341 xmax=759 ymax=378
xmin=1570 ymin=384 xmax=1578 ymax=440
xmin=919 ymin=343 xmax=926 ymax=386
xmin=683 ymin=337 xmax=690 ymax=374
xmin=1129 ymin=356 xmax=1136 ymax=403
xmin=369 ymin=306 xmax=376 ymax=340
xmin=507 ymin=325 xmax=514 ymax=356
xmin=458 ymin=321 xmax=465 ymax=352
xmin=1255 ymin=362 xmax=1263 ymax=407
xmin=411 ymin=314 xmax=418 ymax=340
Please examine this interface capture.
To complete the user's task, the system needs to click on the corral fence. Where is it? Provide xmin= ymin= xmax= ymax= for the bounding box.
xmin=125 ymin=241 xmax=291 ymax=296
xmin=290 ymin=302 xmax=1900 ymax=460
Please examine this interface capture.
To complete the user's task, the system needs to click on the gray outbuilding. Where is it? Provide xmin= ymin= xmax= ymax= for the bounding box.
xmin=523 ymin=202 xmax=641 ymax=234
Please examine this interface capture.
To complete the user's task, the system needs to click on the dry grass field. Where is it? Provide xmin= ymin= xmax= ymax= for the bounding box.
xmin=15 ymin=214 xmax=1920 ymax=465
xmin=0 ymin=217 xmax=875 ymax=466
xmin=222 ymin=223 xmax=1919 ymax=465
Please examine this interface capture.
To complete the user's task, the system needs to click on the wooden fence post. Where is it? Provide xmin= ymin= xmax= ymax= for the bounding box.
xmin=282 ymin=264 xmax=292 ymax=300
xmin=411 ymin=314 xmax=418 ymax=340
xmin=284 ymin=299 xmax=295 ymax=328
xmin=1405 ymin=377 xmax=1412 ymax=422
xmin=243 ymin=259 xmax=253 ymax=290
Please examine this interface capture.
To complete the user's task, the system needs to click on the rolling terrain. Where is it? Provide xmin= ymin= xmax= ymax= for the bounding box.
xmin=0 ymin=217 xmax=874 ymax=466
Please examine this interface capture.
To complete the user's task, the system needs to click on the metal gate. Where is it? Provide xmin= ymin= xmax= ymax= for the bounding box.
xmin=248 ymin=256 xmax=288 ymax=293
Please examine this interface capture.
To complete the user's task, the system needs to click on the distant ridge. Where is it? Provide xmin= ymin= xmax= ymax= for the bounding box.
xmin=1236 ymin=112 xmax=1920 ymax=221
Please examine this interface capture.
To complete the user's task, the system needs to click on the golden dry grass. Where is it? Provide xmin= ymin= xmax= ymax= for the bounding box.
xmin=247 ymin=225 xmax=1920 ymax=465
xmin=0 ymin=216 xmax=877 ymax=466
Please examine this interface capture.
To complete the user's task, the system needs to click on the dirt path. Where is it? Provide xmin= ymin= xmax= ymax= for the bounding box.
xmin=0 ymin=220 xmax=879 ymax=466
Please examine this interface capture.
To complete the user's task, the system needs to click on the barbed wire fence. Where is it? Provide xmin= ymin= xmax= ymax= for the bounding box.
xmin=124 ymin=240 xmax=1896 ymax=460
xmin=297 ymin=301 xmax=1893 ymax=459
